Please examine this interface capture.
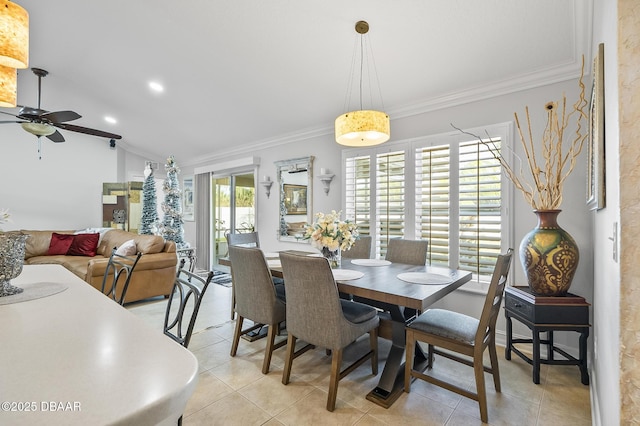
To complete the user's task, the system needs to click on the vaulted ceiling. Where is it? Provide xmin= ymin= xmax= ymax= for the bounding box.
xmin=3 ymin=0 xmax=591 ymax=164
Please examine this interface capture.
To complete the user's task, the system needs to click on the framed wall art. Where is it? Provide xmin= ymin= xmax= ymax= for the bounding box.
xmin=182 ymin=176 xmax=194 ymax=221
xmin=283 ymin=184 xmax=307 ymax=215
xmin=587 ymin=43 xmax=605 ymax=211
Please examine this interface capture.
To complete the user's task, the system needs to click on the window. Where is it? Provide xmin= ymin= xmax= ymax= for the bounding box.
xmin=343 ymin=123 xmax=512 ymax=290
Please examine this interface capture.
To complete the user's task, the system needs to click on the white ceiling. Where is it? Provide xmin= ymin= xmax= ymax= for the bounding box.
xmin=4 ymin=0 xmax=591 ymax=165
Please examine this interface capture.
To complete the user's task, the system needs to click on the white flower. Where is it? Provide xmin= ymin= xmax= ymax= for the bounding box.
xmin=0 ymin=208 xmax=11 ymax=231
xmin=303 ymin=210 xmax=359 ymax=252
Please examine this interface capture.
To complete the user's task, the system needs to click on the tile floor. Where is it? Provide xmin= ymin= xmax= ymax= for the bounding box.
xmin=127 ymin=281 xmax=592 ymax=426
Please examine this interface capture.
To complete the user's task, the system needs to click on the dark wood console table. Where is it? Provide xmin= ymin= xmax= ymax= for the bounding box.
xmin=504 ymin=286 xmax=590 ymax=385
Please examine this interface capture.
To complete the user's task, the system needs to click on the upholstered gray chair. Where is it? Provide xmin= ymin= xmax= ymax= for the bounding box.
xmin=226 ymin=231 xmax=260 ymax=320
xmin=342 ymin=235 xmax=372 ymax=259
xmin=404 ymin=249 xmax=513 ymax=423
xmin=279 ymin=252 xmax=379 ymax=411
xmin=384 ymin=238 xmax=428 ymax=265
xmin=101 ymin=247 xmax=142 ymax=305
xmin=228 ymin=245 xmax=287 ymax=374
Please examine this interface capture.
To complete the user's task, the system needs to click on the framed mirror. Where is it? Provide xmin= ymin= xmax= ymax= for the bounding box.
xmin=275 ymin=156 xmax=314 ymax=242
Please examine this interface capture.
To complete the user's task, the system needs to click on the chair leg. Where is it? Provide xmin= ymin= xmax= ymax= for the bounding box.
xmin=230 ymin=283 xmax=236 ymax=320
xmin=488 ymin=341 xmax=501 ymax=392
xmin=427 ymin=343 xmax=434 ymax=368
xmin=327 ymin=348 xmax=343 ymax=412
xmin=282 ymin=334 xmax=297 ymax=385
xmin=230 ymin=316 xmax=244 ymax=356
xmin=404 ymin=329 xmax=415 ymax=393
xmin=262 ymin=322 xmax=278 ymax=374
xmin=473 ymin=351 xmax=489 ymax=423
xmin=370 ymin=327 xmax=378 ymax=375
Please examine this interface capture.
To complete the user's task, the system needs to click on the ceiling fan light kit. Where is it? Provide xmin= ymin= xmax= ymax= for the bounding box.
xmin=335 ymin=20 xmax=390 ymax=147
xmin=21 ymin=121 xmax=55 ymax=136
xmin=0 ymin=0 xmax=29 ymax=69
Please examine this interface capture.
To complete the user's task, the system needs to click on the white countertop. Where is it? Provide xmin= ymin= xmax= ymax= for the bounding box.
xmin=0 ymin=265 xmax=198 ymax=425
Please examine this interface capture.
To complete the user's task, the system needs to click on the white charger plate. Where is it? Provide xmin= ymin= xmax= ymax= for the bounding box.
xmin=350 ymin=259 xmax=391 ymax=267
xmin=332 ymin=269 xmax=365 ymax=281
xmin=396 ymin=272 xmax=453 ymax=285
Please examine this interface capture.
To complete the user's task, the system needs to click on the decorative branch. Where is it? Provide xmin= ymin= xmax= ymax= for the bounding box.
xmin=453 ymin=57 xmax=588 ymax=211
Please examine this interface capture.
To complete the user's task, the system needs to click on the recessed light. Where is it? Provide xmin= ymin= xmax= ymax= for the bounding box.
xmin=104 ymin=116 xmax=117 ymax=124
xmin=149 ymin=81 xmax=164 ymax=93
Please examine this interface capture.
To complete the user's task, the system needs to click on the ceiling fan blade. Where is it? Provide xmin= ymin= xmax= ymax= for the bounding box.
xmin=40 ymin=110 xmax=82 ymax=123
xmin=54 ymin=123 xmax=122 ymax=140
xmin=0 ymin=110 xmax=19 ymax=119
xmin=0 ymin=120 xmax=24 ymax=124
xmin=46 ymin=130 xmax=66 ymax=143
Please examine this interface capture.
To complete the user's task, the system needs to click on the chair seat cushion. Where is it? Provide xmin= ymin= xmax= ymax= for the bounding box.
xmin=340 ymin=300 xmax=378 ymax=324
xmin=275 ymin=283 xmax=286 ymax=302
xmin=409 ymin=308 xmax=479 ymax=345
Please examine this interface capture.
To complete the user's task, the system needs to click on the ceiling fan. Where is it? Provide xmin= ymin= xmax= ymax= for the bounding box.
xmin=0 ymin=67 xmax=122 ymax=144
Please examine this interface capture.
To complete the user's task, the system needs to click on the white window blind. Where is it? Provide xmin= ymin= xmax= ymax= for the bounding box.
xmin=376 ymin=150 xmax=405 ymax=257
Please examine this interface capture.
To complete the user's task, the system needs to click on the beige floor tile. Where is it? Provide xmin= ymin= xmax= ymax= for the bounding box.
xmin=126 ymin=280 xmax=592 ymax=426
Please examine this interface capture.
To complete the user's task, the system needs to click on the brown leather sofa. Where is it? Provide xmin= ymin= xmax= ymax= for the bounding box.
xmin=22 ymin=229 xmax=178 ymax=303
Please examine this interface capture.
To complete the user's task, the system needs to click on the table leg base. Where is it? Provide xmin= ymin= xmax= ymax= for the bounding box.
xmin=366 ymin=355 xmax=429 ymax=408
xmin=241 ymin=324 xmax=268 ymax=342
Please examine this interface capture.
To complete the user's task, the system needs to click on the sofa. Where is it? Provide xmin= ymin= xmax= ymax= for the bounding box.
xmin=22 ymin=229 xmax=178 ymax=303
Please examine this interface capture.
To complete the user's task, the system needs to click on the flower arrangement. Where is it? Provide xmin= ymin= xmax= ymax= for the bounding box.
xmin=455 ymin=58 xmax=588 ymax=210
xmin=304 ymin=210 xmax=358 ymax=252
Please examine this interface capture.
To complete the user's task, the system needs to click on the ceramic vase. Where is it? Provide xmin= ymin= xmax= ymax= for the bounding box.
xmin=0 ymin=232 xmax=28 ymax=297
xmin=519 ymin=210 xmax=579 ymax=296
xmin=321 ymin=246 xmax=342 ymax=269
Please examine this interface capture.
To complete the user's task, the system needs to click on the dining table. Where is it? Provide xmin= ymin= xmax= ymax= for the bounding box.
xmin=0 ymin=264 xmax=198 ymax=425
xmin=223 ymin=250 xmax=472 ymax=408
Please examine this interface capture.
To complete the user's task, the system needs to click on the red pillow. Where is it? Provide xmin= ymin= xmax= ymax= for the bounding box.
xmin=67 ymin=233 xmax=100 ymax=257
xmin=47 ymin=233 xmax=75 ymax=255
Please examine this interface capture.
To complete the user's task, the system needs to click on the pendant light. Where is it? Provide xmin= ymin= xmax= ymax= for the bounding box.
xmin=0 ymin=64 xmax=16 ymax=107
xmin=0 ymin=0 xmax=29 ymax=69
xmin=335 ymin=20 xmax=390 ymax=147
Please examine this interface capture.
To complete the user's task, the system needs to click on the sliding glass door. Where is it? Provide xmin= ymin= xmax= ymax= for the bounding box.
xmin=211 ymin=172 xmax=256 ymax=266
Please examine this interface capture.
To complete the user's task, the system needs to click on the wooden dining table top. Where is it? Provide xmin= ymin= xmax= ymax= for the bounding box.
xmin=221 ymin=250 xmax=473 ymax=311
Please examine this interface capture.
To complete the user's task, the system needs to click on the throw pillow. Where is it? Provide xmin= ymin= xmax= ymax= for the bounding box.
xmin=67 ymin=233 xmax=100 ymax=256
xmin=47 ymin=233 xmax=75 ymax=255
xmin=115 ymin=239 xmax=137 ymax=256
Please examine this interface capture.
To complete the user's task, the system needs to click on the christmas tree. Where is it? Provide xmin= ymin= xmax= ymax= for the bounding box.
xmin=160 ymin=156 xmax=188 ymax=248
xmin=139 ymin=163 xmax=159 ymax=235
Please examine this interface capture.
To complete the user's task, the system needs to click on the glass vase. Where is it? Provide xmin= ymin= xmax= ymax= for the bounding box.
xmin=0 ymin=232 xmax=28 ymax=297
xmin=321 ymin=246 xmax=341 ymax=269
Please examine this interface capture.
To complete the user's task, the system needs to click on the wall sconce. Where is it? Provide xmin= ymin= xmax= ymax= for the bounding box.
xmin=261 ymin=176 xmax=273 ymax=198
xmin=317 ymin=168 xmax=335 ymax=195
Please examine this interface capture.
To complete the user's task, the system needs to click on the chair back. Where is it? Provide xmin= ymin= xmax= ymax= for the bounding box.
xmin=101 ymin=248 xmax=142 ymax=305
xmin=228 ymin=245 xmax=286 ymax=324
xmin=279 ymin=252 xmax=350 ymax=349
xmin=475 ymin=249 xmax=514 ymax=347
xmin=226 ymin=231 xmax=260 ymax=248
xmin=163 ymin=259 xmax=214 ymax=348
xmin=342 ymin=235 xmax=372 ymax=259
xmin=385 ymin=238 xmax=428 ymax=265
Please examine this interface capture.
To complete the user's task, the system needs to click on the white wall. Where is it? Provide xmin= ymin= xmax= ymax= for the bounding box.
xmin=590 ymin=0 xmax=620 ymax=424
xmin=0 ymin=125 xmax=117 ymax=230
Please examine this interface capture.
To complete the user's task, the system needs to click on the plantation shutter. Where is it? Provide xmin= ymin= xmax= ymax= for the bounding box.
xmin=458 ymin=138 xmax=502 ymax=276
xmin=345 ymin=155 xmax=372 ymax=235
xmin=415 ymin=144 xmax=450 ymax=267
xmin=376 ymin=150 xmax=405 ymax=257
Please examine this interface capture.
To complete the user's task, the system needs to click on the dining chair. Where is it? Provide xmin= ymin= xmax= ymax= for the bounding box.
xmin=226 ymin=231 xmax=260 ymax=320
xmin=228 ymin=245 xmax=289 ymax=374
xmin=279 ymin=252 xmax=380 ymax=411
xmin=100 ymin=247 xmax=142 ymax=305
xmin=384 ymin=238 xmax=428 ymax=265
xmin=404 ymin=248 xmax=513 ymax=423
xmin=163 ymin=259 xmax=214 ymax=348
xmin=342 ymin=235 xmax=372 ymax=259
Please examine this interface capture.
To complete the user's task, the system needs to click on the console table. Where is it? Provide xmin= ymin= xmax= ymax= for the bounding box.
xmin=504 ymin=286 xmax=590 ymax=385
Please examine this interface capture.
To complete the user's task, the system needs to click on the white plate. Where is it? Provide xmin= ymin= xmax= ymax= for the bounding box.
xmin=262 ymin=252 xmax=280 ymax=258
xmin=396 ymin=272 xmax=453 ymax=285
xmin=306 ymin=253 xmax=323 ymax=257
xmin=332 ymin=269 xmax=365 ymax=281
xmin=350 ymin=259 xmax=391 ymax=267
